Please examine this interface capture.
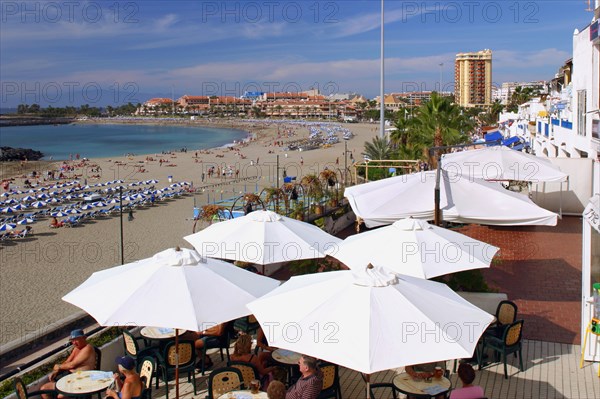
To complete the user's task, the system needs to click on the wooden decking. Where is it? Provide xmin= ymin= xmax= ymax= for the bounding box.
xmin=154 ymin=339 xmax=599 ymax=399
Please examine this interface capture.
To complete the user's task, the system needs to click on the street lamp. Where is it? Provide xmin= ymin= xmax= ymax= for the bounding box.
xmin=439 ymin=63 xmax=444 ymax=93
xmin=379 ymin=0 xmax=385 ymax=138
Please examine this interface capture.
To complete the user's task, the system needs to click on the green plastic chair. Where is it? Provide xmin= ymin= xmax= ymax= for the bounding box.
xmin=13 ymin=377 xmax=57 ymax=399
xmin=480 ymin=319 xmax=524 ymax=379
xmin=156 ymin=340 xmax=197 ymax=399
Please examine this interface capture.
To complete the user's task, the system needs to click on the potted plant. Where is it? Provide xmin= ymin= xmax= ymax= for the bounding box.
xmin=291 ymin=201 xmax=305 ymax=220
xmin=200 ymin=204 xmax=225 ymax=224
xmin=263 ymin=187 xmax=286 ymax=213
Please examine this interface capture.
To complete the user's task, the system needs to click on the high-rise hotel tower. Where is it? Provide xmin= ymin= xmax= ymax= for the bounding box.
xmin=455 ymin=49 xmax=493 ymax=108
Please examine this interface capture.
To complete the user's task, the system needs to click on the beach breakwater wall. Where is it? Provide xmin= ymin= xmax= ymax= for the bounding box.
xmin=0 ymin=147 xmax=44 ymax=162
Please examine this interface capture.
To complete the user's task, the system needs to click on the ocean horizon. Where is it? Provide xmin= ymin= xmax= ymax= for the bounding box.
xmin=0 ymin=123 xmax=248 ymax=160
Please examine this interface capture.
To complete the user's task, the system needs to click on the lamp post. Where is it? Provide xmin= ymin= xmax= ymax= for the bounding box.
xmin=379 ymin=0 xmax=385 ymax=138
xmin=119 ymin=185 xmax=124 ymax=264
xmin=439 ymin=62 xmax=444 ymax=93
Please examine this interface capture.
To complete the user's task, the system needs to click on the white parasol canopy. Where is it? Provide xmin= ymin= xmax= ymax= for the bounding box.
xmin=328 ymin=218 xmax=499 ymax=279
xmin=344 ymin=171 xmax=558 ymax=228
xmin=184 ymin=210 xmax=341 ymax=265
xmin=248 ymin=265 xmax=494 ymax=375
xmin=441 ymin=146 xmax=568 ymax=182
xmin=62 ymin=247 xmax=280 ymax=331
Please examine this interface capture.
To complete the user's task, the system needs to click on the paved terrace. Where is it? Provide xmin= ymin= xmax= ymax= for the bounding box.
xmin=155 ymin=339 xmax=599 ymax=398
xmin=153 ymin=216 xmax=598 ymax=399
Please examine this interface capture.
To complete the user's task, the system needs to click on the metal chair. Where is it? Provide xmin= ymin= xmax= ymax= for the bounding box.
xmin=206 ymin=367 xmax=243 ymax=399
xmin=156 ymin=340 xmax=197 ymax=399
xmin=317 ymin=362 xmax=342 ymax=399
xmin=479 ymin=319 xmax=524 ymax=379
xmin=13 ymin=377 xmax=57 ymax=399
xmin=228 ymin=361 xmax=259 ymax=390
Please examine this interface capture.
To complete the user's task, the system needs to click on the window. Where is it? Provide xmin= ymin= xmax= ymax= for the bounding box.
xmin=577 ymin=90 xmax=587 ymax=136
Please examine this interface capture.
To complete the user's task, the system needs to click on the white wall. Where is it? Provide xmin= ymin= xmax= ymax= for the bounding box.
xmin=530 ymin=158 xmax=594 ymax=214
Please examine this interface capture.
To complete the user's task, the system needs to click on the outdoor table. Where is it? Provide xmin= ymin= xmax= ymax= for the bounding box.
xmin=392 ymin=372 xmax=451 ymax=398
xmin=55 ymin=370 xmax=113 ymax=397
xmin=272 ymin=348 xmax=301 ymax=364
xmin=216 ymin=389 xmax=268 ymax=399
xmin=140 ymin=326 xmax=183 ymax=340
xmin=272 ymin=349 xmax=301 ymax=385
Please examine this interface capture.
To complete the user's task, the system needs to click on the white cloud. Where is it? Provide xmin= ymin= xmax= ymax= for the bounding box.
xmin=494 ymin=48 xmax=571 ymax=69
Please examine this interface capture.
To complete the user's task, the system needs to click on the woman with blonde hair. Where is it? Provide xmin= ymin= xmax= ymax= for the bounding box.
xmin=230 ymin=333 xmax=276 ymax=382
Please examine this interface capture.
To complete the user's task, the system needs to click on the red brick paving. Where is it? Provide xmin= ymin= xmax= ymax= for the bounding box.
xmin=271 ymin=216 xmax=583 ymax=344
xmin=455 ymin=216 xmax=582 ymax=344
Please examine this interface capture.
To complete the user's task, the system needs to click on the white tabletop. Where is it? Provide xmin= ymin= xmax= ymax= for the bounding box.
xmin=56 ymin=370 xmax=113 ymax=395
xmin=140 ymin=326 xmax=182 ymax=339
xmin=216 ymin=390 xmax=268 ymax=399
xmin=392 ymin=373 xmax=451 ymax=397
xmin=272 ymin=349 xmax=301 ymax=365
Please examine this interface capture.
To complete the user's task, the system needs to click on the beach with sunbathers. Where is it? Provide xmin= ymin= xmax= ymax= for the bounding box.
xmin=0 ymin=120 xmax=379 ymax=346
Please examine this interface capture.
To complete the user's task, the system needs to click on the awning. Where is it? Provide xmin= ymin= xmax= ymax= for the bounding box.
xmin=484 ymin=131 xmax=503 ymax=144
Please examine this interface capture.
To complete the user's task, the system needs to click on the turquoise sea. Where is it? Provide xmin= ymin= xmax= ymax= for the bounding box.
xmin=0 ymin=123 xmax=248 ymax=160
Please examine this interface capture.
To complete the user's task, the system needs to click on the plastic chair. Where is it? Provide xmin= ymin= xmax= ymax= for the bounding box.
xmin=233 ymin=315 xmax=260 ymax=335
xmin=93 ymin=346 xmax=102 ymax=370
xmin=317 ymin=362 xmax=342 ymax=399
xmin=228 ymin=361 xmax=259 ymax=390
xmin=13 ymin=377 xmax=57 ymax=399
xmin=479 ymin=319 xmax=524 ymax=379
xmin=485 ymin=300 xmax=518 ymax=339
xmin=199 ymin=322 xmax=234 ymax=375
xmin=122 ymin=330 xmax=157 ymax=364
xmin=206 ymin=367 xmax=243 ymax=399
xmin=138 ymin=356 xmax=156 ymax=399
xmin=156 ymin=340 xmax=197 ymax=399
xmin=367 ymin=382 xmax=398 ymax=399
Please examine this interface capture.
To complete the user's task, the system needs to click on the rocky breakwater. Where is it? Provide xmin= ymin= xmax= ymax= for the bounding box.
xmin=0 ymin=147 xmax=44 ymax=161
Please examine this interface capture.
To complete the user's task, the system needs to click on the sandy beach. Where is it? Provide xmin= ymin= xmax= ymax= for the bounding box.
xmin=0 ymin=120 xmax=380 ymax=346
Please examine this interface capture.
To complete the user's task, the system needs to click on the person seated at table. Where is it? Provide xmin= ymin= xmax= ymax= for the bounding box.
xmin=185 ymin=321 xmax=229 ymax=370
xmin=230 ymin=333 xmax=276 ymax=382
xmin=267 ymin=380 xmax=286 ymax=399
xmin=449 ymin=363 xmax=484 ymax=399
xmin=41 ymin=329 xmax=96 ymax=399
xmin=285 ymin=355 xmax=323 ymax=399
xmin=256 ymin=326 xmax=277 ymax=366
xmin=106 ymin=356 xmax=143 ymax=399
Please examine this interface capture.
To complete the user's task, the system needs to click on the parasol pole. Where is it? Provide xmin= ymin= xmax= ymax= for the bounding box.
xmin=175 ymin=328 xmax=180 ymax=399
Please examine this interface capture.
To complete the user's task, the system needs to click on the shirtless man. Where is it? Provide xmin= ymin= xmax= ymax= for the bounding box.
xmin=41 ymin=329 xmax=96 ymax=398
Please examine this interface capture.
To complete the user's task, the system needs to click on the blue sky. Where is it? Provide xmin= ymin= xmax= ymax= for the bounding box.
xmin=0 ymin=1 xmax=594 ymax=107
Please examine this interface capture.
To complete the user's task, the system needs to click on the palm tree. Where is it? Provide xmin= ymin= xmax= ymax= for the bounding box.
xmin=363 ymin=136 xmax=394 ymax=160
xmin=390 ymin=116 xmax=427 ymax=161
xmin=410 ymin=93 xmax=472 ymax=166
